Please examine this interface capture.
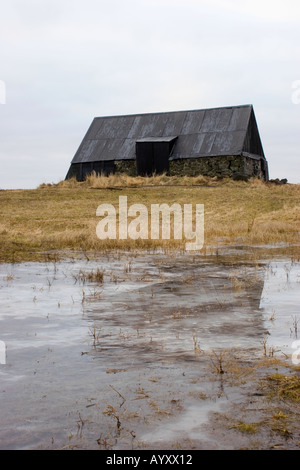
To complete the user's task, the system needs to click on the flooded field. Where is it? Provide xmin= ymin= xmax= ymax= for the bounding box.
xmin=0 ymin=247 xmax=299 ymax=450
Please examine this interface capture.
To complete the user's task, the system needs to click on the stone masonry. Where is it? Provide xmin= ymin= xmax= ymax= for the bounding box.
xmin=115 ymin=155 xmax=265 ymax=180
xmin=169 ymin=155 xmax=265 ymax=180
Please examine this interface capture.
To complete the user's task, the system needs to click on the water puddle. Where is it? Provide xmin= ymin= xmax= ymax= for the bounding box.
xmin=0 ymin=249 xmax=299 ymax=449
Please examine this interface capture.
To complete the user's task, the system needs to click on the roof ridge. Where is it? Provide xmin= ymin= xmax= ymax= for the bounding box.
xmin=92 ymin=104 xmax=253 ymax=120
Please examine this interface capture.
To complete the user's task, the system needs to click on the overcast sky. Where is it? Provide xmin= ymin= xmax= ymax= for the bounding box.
xmin=0 ymin=0 xmax=299 ymax=188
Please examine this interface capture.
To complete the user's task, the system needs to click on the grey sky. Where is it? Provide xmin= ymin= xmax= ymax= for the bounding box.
xmin=0 ymin=0 xmax=299 ymax=188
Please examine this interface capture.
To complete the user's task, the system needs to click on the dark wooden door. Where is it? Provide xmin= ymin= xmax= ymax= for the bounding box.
xmin=136 ymin=141 xmax=170 ymax=176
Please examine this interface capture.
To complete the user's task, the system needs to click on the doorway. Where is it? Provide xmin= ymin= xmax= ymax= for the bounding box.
xmin=136 ymin=137 xmax=177 ymax=176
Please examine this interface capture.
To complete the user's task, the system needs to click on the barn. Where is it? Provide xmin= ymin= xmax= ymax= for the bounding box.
xmin=66 ymin=104 xmax=269 ymax=181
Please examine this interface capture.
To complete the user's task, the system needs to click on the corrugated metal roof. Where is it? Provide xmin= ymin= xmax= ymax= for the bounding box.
xmin=71 ymin=105 xmax=265 ymax=164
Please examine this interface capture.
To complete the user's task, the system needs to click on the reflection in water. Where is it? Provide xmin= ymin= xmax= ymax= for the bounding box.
xmin=0 ymin=252 xmax=299 ymax=449
xmin=260 ymin=260 xmax=300 ymax=352
xmin=86 ymin=257 xmax=267 ymax=360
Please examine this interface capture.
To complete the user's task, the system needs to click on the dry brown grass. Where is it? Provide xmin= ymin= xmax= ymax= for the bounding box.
xmin=0 ymin=174 xmax=299 ymax=262
xmin=263 ymin=373 xmax=300 ymax=402
xmin=50 ymin=172 xmax=215 ymax=189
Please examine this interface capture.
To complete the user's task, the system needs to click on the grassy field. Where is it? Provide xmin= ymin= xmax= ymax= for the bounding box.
xmin=0 ymin=173 xmax=299 ymax=263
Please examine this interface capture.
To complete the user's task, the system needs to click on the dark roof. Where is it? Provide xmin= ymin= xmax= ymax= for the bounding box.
xmin=71 ymin=104 xmax=266 ymax=164
xmin=136 ymin=136 xmax=178 ymax=143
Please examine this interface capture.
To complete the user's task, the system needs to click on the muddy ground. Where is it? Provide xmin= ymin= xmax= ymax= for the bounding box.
xmin=0 ymin=246 xmax=299 ymax=450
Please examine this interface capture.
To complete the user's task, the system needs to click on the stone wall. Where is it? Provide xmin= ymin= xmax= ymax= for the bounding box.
xmin=68 ymin=155 xmax=266 ymax=181
xmin=115 ymin=159 xmax=137 ymax=177
xmin=169 ymin=155 xmax=265 ymax=180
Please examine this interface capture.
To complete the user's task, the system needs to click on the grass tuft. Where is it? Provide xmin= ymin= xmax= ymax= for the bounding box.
xmin=264 ymin=373 xmax=300 ymax=402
